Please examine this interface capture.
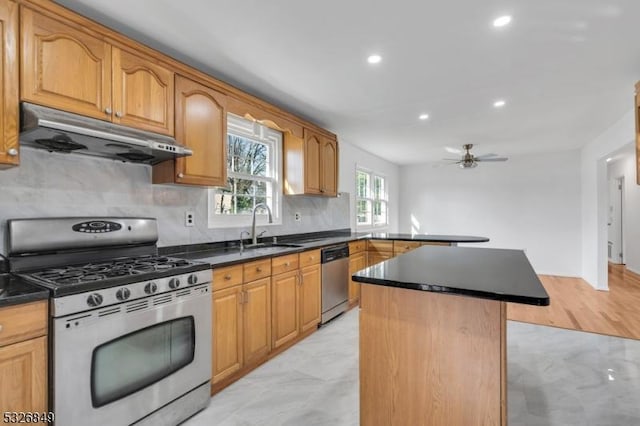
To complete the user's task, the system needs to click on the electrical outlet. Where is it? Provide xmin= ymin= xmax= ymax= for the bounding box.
xmin=185 ymin=211 xmax=195 ymax=227
xmin=294 ymin=212 xmax=301 ymax=222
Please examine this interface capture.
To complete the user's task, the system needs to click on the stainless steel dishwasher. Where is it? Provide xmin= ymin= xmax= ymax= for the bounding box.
xmin=321 ymin=244 xmax=350 ymax=324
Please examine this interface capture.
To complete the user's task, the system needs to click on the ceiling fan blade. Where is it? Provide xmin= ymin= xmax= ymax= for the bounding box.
xmin=475 ymin=153 xmax=498 ymax=159
xmin=442 ymin=158 xmax=461 ymax=161
xmin=444 ymin=146 xmax=463 ymax=154
xmin=476 ymin=157 xmax=508 ymax=162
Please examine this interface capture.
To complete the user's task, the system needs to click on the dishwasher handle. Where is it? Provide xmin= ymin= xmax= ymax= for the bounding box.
xmin=321 ymin=244 xmax=350 ymax=263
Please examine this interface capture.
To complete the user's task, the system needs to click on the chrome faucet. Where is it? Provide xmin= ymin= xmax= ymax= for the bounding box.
xmin=251 ymin=203 xmax=273 ymax=245
xmin=239 ymin=230 xmax=250 ymax=253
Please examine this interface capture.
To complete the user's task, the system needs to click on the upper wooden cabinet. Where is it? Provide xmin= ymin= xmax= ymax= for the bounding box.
xmin=111 ymin=47 xmax=174 ymax=135
xmin=154 ymin=75 xmax=227 ymax=186
xmin=20 ymin=7 xmax=173 ymax=135
xmin=0 ymin=0 xmax=19 ymax=168
xmin=284 ymin=128 xmax=339 ymax=196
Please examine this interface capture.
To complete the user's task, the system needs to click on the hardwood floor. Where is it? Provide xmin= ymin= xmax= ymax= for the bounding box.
xmin=507 ymin=264 xmax=640 ymax=340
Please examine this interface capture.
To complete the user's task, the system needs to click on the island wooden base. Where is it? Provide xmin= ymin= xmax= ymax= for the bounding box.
xmin=360 ymin=284 xmax=506 ymax=426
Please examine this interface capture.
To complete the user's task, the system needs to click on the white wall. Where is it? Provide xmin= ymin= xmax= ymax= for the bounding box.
xmin=581 ymin=110 xmax=635 ymax=289
xmin=339 ymin=140 xmax=400 ymax=232
xmin=607 ymin=147 xmax=640 ymax=274
xmin=398 ymin=150 xmax=582 ymax=276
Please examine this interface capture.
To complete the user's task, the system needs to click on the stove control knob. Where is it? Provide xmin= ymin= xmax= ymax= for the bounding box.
xmin=144 ymin=282 xmax=158 ymax=294
xmin=188 ymin=274 xmax=198 ymax=285
xmin=116 ymin=288 xmax=131 ymax=301
xmin=169 ymin=278 xmax=181 ymax=289
xmin=87 ymin=293 xmax=103 ymax=307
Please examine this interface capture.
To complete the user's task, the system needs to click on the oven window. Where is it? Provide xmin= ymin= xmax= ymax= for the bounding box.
xmin=91 ymin=316 xmax=195 ymax=407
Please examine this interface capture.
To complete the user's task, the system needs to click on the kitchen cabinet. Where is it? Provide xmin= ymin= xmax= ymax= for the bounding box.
xmin=348 ymin=240 xmax=367 ymax=306
xmin=212 ymin=262 xmax=272 ymax=384
xmin=0 ymin=0 xmax=18 ymax=169
xmin=154 ymin=75 xmax=227 ymax=186
xmin=367 ymin=239 xmax=394 ymax=267
xmin=393 ymin=241 xmax=422 ymax=256
xmin=271 ymin=251 xmax=321 ymax=349
xmin=21 ymin=8 xmax=173 ymax=135
xmin=212 ymin=285 xmax=243 ymax=384
xmin=299 ymin=263 xmax=321 ymax=333
xmin=284 ymin=128 xmax=339 ymax=196
xmin=0 ymin=300 xmax=48 ymax=413
xmin=271 ymin=269 xmax=299 ymax=349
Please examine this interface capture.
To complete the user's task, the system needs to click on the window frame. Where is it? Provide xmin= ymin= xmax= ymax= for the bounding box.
xmin=207 ymin=114 xmax=283 ymax=229
xmin=355 ymin=166 xmax=389 ymax=230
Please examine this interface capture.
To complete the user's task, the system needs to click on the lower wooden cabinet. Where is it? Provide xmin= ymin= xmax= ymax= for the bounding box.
xmin=271 ymin=269 xmax=300 ymax=349
xmin=212 ymin=277 xmax=272 ymax=384
xmin=0 ymin=336 xmax=47 ymax=413
xmin=299 ymin=264 xmax=321 ymax=333
xmin=349 ymin=252 xmax=367 ymax=305
xmin=0 ymin=300 xmax=48 ymax=413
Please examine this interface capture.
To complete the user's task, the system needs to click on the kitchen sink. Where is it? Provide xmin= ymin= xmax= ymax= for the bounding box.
xmin=244 ymin=242 xmax=303 ymax=249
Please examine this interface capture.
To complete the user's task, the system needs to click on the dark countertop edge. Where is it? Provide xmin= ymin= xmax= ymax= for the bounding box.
xmin=165 ymin=232 xmax=490 ymax=268
xmin=0 ymin=287 xmax=49 ymax=308
xmin=352 ymin=276 xmax=550 ymax=306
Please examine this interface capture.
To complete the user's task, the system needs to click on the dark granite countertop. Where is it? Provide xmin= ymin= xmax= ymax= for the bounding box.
xmin=0 ymin=274 xmax=50 ymax=308
xmin=164 ymin=231 xmax=489 ymax=268
xmin=352 ymin=245 xmax=549 ymax=306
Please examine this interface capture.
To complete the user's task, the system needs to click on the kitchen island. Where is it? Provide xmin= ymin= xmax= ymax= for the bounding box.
xmin=353 ymin=245 xmax=549 ymax=426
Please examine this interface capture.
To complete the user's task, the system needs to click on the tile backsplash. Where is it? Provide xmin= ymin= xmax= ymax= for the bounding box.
xmin=0 ymin=148 xmax=350 ymax=253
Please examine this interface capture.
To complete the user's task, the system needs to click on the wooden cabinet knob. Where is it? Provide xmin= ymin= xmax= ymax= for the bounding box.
xmin=105 ymin=107 xmax=112 ymax=115
xmin=178 ymin=173 xmax=184 ymax=178
xmin=115 ymin=111 xmax=123 ymax=118
xmin=7 ymin=148 xmax=18 ymax=157
xmin=256 ymin=267 xmax=262 ymax=273
xmin=285 ymin=261 xmax=290 ymax=267
xmin=224 ymin=274 xmax=232 ymax=280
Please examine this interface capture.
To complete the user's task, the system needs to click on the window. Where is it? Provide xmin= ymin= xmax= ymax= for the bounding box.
xmin=208 ymin=114 xmax=282 ymax=228
xmin=356 ymin=168 xmax=388 ymax=229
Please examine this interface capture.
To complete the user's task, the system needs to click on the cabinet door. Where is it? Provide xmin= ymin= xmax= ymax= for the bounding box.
xmin=0 ymin=336 xmax=47 ymax=413
xmin=112 ymin=47 xmax=174 ymax=135
xmin=271 ymin=270 xmax=299 ymax=349
xmin=0 ymin=0 xmax=17 ymax=168
xmin=173 ymin=76 xmax=227 ymax=186
xmin=20 ymin=7 xmax=112 ymax=121
xmin=303 ymin=129 xmax=321 ymax=194
xmin=299 ymin=264 xmax=321 ymax=333
xmin=349 ymin=252 xmax=366 ymax=305
xmin=320 ymin=138 xmax=338 ymax=196
xmin=243 ymin=278 xmax=271 ymax=366
xmin=368 ymin=252 xmax=393 ymax=267
xmin=212 ymin=286 xmax=243 ymax=384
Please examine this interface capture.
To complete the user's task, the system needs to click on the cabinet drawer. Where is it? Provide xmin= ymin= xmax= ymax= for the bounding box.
xmin=299 ymin=249 xmax=321 ymax=267
xmin=272 ymin=254 xmax=299 ymax=276
xmin=213 ymin=265 xmax=243 ymax=291
xmin=367 ymin=239 xmax=393 ymax=253
xmin=243 ymin=259 xmax=272 ymax=283
xmin=0 ymin=300 xmax=48 ymax=347
xmin=349 ymin=240 xmax=366 ymax=254
xmin=393 ymin=241 xmax=422 ymax=254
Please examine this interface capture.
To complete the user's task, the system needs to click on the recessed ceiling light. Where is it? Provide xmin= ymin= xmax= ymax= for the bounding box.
xmin=367 ymin=54 xmax=382 ymax=64
xmin=606 ymin=157 xmax=613 ymax=162
xmin=493 ymin=15 xmax=512 ymax=28
xmin=493 ymin=100 xmax=506 ymax=108
xmin=419 ymin=113 xmax=429 ymax=120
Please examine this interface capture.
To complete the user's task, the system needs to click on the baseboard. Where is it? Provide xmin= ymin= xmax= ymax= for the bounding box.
xmin=624 ymin=266 xmax=640 ymax=280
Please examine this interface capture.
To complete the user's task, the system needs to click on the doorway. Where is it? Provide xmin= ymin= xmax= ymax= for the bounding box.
xmin=607 ymin=175 xmax=624 ymax=264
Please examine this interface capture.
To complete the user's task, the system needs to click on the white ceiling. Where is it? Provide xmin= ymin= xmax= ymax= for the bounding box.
xmin=56 ymin=0 xmax=640 ymax=165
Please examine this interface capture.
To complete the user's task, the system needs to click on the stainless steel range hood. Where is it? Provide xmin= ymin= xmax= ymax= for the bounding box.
xmin=19 ymin=103 xmax=192 ymax=164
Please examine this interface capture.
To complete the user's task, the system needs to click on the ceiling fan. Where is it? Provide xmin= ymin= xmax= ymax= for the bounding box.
xmin=443 ymin=144 xmax=508 ymax=168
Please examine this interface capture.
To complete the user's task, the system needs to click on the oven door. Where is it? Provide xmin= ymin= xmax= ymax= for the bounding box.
xmin=52 ymin=284 xmax=211 ymax=426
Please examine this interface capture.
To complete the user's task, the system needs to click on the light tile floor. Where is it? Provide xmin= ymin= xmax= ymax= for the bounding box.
xmin=184 ymin=309 xmax=640 ymax=426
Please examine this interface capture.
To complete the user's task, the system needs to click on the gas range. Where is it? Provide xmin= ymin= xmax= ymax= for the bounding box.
xmin=5 ymin=217 xmax=213 ymax=425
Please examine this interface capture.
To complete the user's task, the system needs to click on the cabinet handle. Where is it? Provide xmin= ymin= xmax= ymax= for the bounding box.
xmin=115 ymin=111 xmax=123 ymax=118
xmin=178 ymin=173 xmax=184 ymax=178
xmin=224 ymin=274 xmax=232 ymax=280
xmin=320 ymin=189 xmax=325 ymax=193
xmin=285 ymin=261 xmax=290 ymax=267
xmin=256 ymin=267 xmax=262 ymax=273
xmin=105 ymin=107 xmax=112 ymax=115
xmin=7 ymin=148 xmax=18 ymax=157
